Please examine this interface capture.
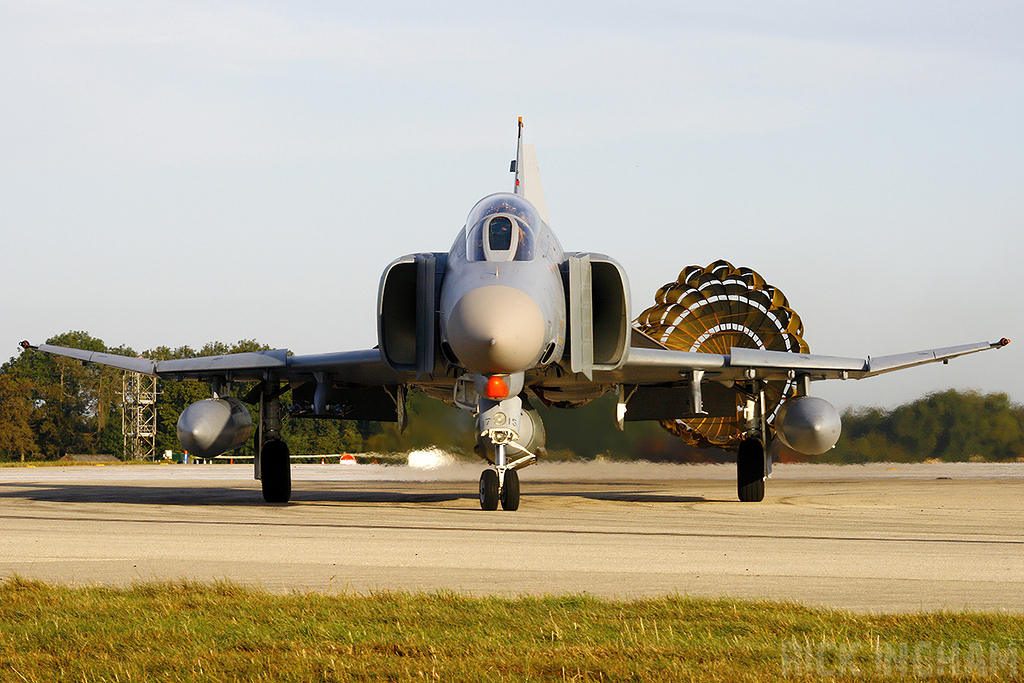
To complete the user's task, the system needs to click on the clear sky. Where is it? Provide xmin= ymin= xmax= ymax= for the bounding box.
xmin=2 ymin=0 xmax=1021 ymax=412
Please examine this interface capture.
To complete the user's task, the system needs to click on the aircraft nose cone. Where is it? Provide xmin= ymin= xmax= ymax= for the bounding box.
xmin=446 ymin=285 xmax=547 ymax=374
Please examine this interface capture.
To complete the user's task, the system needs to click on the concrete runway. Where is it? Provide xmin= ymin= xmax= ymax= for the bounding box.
xmin=1 ymin=461 xmax=1022 ymax=613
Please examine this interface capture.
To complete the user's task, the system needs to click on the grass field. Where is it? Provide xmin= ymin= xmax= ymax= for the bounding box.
xmin=1 ymin=578 xmax=1021 ymax=682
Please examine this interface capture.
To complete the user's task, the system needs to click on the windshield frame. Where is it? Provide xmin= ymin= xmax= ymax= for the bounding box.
xmin=464 ymin=193 xmax=540 ymax=262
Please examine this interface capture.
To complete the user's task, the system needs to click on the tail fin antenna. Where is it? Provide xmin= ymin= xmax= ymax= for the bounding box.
xmin=510 ymin=117 xmax=550 ymax=224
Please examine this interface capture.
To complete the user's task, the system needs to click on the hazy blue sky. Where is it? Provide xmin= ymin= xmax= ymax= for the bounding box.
xmin=2 ymin=0 xmax=1021 ymax=411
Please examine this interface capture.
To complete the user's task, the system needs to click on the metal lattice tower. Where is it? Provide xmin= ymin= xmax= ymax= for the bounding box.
xmin=122 ymin=372 xmax=157 ymax=460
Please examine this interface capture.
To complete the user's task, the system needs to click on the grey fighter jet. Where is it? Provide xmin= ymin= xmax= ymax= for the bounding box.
xmin=20 ymin=120 xmax=1010 ymax=510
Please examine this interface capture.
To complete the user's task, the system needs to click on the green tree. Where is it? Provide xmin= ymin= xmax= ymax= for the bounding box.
xmin=829 ymin=390 xmax=1024 ymax=463
xmin=2 ymin=331 xmax=127 ymax=459
xmin=285 ymin=418 xmax=363 ymax=456
xmin=0 ymin=374 xmax=41 ymax=461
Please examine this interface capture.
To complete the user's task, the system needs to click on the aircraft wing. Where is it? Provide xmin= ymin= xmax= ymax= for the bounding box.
xmin=608 ymin=338 xmax=1010 ymax=384
xmin=20 ymin=342 xmax=409 ymax=386
xmin=26 ymin=336 xmax=1009 ymax=386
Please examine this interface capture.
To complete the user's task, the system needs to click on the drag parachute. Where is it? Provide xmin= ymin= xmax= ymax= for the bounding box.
xmin=635 ymin=259 xmax=809 ymax=449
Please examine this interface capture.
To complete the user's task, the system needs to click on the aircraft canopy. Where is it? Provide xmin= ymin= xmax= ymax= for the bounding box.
xmin=465 ymin=193 xmax=539 ymax=262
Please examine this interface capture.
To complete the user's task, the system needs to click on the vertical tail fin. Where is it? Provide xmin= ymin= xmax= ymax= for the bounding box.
xmin=511 ymin=117 xmax=550 ymax=224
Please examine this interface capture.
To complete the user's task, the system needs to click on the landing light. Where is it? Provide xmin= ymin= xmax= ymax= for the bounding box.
xmin=485 ymin=375 xmax=509 ymax=399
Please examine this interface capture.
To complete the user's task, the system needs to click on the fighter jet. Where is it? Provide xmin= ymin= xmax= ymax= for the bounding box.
xmin=20 ymin=119 xmax=1010 ymax=510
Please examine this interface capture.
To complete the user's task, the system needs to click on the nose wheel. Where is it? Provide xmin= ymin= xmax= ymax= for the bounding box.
xmin=479 ymin=467 xmax=520 ymax=511
xmin=479 ymin=469 xmax=499 ymax=510
xmin=500 ymin=468 xmax=520 ymax=511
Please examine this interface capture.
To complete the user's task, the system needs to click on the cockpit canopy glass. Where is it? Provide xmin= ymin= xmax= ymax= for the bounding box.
xmin=464 ymin=193 xmax=540 ymax=262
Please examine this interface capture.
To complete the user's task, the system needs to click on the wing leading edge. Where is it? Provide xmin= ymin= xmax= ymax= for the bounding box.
xmin=610 ymin=338 xmax=1010 ymax=384
xmin=19 ymin=341 xmax=407 ymax=386
xmin=22 ymin=336 xmax=1010 ymax=387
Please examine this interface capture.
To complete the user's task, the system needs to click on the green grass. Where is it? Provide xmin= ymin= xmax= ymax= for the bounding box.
xmin=1 ymin=579 xmax=1022 ymax=681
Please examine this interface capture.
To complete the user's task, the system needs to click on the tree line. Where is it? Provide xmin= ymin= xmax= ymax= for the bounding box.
xmin=819 ymin=389 xmax=1024 ymax=464
xmin=1 ymin=331 xmax=1020 ymax=463
xmin=0 ymin=331 xmax=370 ymax=462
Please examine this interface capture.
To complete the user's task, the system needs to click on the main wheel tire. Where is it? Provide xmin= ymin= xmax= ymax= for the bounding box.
xmin=500 ymin=468 xmax=520 ymax=511
xmin=261 ymin=439 xmax=292 ymax=503
xmin=737 ymin=437 xmax=765 ymax=502
xmin=479 ymin=470 xmax=499 ymax=510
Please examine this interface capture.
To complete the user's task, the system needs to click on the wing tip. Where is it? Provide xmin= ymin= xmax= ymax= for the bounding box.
xmin=19 ymin=340 xmax=36 ymax=351
xmin=996 ymin=338 xmax=1011 ymax=348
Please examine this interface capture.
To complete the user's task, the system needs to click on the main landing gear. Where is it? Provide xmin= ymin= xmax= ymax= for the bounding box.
xmin=255 ymin=382 xmax=291 ymax=504
xmin=733 ymin=381 xmax=773 ymax=502
xmin=736 ymin=437 xmax=766 ymax=502
xmin=261 ymin=439 xmax=291 ymax=503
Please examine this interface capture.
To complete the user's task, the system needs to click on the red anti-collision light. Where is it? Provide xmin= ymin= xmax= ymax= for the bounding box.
xmin=485 ymin=375 xmax=509 ymax=399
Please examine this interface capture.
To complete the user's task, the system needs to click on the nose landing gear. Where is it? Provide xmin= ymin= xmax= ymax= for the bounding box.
xmin=478 ymin=442 xmax=522 ymax=511
xmin=473 ymin=375 xmax=539 ymax=511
